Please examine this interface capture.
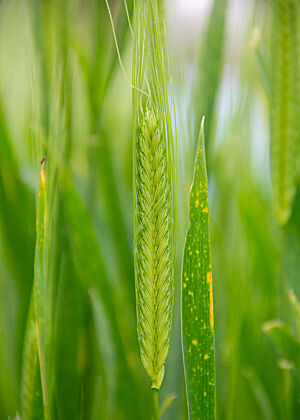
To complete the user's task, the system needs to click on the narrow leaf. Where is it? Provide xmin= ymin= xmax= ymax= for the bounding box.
xmin=289 ymin=289 xmax=300 ymax=337
xmin=33 ymin=161 xmax=48 ymax=419
xmin=54 ymin=255 xmax=84 ymax=420
xmin=195 ymin=0 xmax=228 ymax=147
xmin=262 ymin=320 xmax=300 ymax=371
xmin=21 ymin=307 xmax=44 ymax=420
xmin=182 ymin=119 xmax=215 ymax=420
xmin=89 ymin=288 xmax=116 ymax=420
xmin=242 ymin=367 xmax=274 ymax=420
xmin=60 ymin=171 xmax=146 ymax=420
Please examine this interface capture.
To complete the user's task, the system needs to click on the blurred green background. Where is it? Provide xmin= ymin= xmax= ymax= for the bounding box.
xmin=0 ymin=0 xmax=299 ymax=419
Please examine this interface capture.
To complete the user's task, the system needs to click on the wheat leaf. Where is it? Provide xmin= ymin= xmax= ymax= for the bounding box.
xmin=195 ymin=0 xmax=228 ymax=146
xmin=262 ymin=320 xmax=300 ymax=372
xmin=20 ymin=314 xmax=44 ymax=420
xmin=60 ymin=171 xmax=145 ymax=420
xmin=33 ymin=161 xmax=49 ymax=420
xmin=182 ymin=119 xmax=215 ymax=420
xmin=53 ymin=255 xmax=83 ymax=419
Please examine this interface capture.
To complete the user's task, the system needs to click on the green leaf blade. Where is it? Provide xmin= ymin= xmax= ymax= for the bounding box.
xmin=33 ymin=162 xmax=48 ymax=420
xmin=60 ymin=171 xmax=147 ymax=420
xmin=182 ymin=120 xmax=215 ymax=420
xmin=262 ymin=320 xmax=300 ymax=367
xmin=21 ymin=318 xmax=44 ymax=420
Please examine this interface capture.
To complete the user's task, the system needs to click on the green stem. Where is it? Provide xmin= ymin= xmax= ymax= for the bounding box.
xmin=152 ymin=389 xmax=160 ymax=420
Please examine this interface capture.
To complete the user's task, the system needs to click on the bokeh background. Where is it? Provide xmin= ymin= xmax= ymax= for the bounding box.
xmin=0 ymin=0 xmax=299 ymax=419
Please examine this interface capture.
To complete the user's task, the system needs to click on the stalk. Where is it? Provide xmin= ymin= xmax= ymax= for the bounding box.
xmin=152 ymin=389 xmax=160 ymax=420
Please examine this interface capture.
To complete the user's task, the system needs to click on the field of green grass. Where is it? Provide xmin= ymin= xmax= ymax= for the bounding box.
xmin=0 ymin=0 xmax=299 ymax=419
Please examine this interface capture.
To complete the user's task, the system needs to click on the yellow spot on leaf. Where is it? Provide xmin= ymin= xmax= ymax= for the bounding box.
xmin=207 ymin=272 xmax=214 ymax=328
xmin=192 ymin=340 xmax=198 ymax=346
xmin=183 ymin=283 xmax=187 ymax=288
xmin=204 ymin=391 xmax=207 ymax=397
xmin=40 ymin=167 xmax=46 ymax=184
xmin=204 ymin=354 xmax=209 ymax=360
xmin=202 ymin=207 xmax=208 ymax=213
xmin=195 ymin=199 xmax=199 ymax=207
xmin=188 ymin=291 xmax=194 ymax=297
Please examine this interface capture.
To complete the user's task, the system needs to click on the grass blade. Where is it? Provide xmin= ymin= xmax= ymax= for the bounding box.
xmin=21 ymin=315 xmax=44 ymax=420
xmin=242 ymin=367 xmax=274 ymax=420
xmin=53 ymin=255 xmax=84 ymax=420
xmin=60 ymin=171 xmax=148 ymax=420
xmin=89 ymin=289 xmax=116 ymax=420
xmin=33 ymin=160 xmax=49 ymax=420
xmin=262 ymin=320 xmax=300 ymax=373
xmin=182 ymin=119 xmax=215 ymax=420
xmin=195 ymin=0 xmax=228 ymax=148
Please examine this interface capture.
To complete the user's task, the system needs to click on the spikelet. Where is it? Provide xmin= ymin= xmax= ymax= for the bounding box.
xmin=270 ymin=0 xmax=300 ymax=224
xmin=134 ymin=105 xmax=174 ymax=389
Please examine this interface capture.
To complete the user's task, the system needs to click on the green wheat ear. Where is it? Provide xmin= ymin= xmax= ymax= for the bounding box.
xmin=132 ymin=0 xmax=176 ymax=402
xmin=135 ymin=105 xmax=174 ymax=390
xmin=270 ymin=0 xmax=300 ymax=224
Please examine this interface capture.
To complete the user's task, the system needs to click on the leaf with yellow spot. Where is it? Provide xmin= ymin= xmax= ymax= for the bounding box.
xmin=33 ymin=161 xmax=49 ymax=420
xmin=182 ymin=119 xmax=215 ymax=420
